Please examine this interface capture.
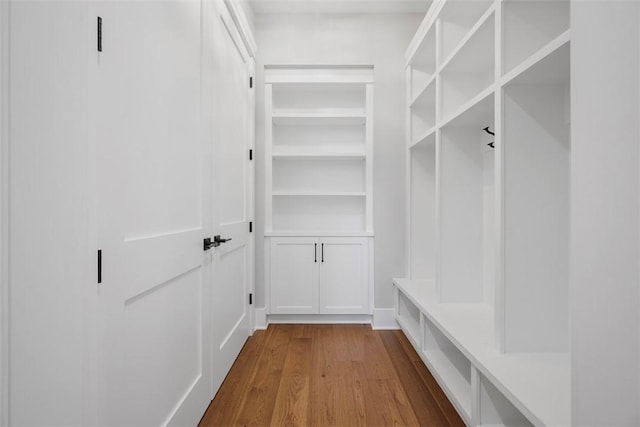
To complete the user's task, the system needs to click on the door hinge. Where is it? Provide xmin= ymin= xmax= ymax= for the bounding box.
xmin=249 ymin=149 xmax=253 ymax=161
xmin=249 ymin=221 xmax=253 ymax=233
xmin=97 ymin=249 xmax=102 ymax=283
xmin=249 ymin=76 xmax=253 ymax=88
xmin=249 ymin=293 xmax=253 ymax=305
xmin=97 ymin=17 xmax=103 ymax=52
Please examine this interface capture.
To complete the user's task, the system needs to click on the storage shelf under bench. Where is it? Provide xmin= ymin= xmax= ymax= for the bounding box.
xmin=393 ymin=278 xmax=570 ymax=426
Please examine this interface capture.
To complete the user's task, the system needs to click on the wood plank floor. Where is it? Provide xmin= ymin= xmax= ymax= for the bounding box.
xmin=199 ymin=324 xmax=464 ymax=427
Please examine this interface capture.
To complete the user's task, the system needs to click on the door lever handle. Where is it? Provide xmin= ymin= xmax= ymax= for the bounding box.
xmin=214 ymin=235 xmax=232 ymax=244
xmin=203 ymin=235 xmax=232 ymax=251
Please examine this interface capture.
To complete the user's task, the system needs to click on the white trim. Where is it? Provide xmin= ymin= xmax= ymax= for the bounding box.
xmin=253 ymin=307 xmax=268 ymax=331
xmin=264 ymin=66 xmax=374 ymax=84
xmin=0 ymin=0 xmax=9 ymax=423
xmin=372 ymin=308 xmax=400 ymax=330
xmin=263 ymin=237 xmax=271 ymax=313
xmin=405 ymin=65 xmax=412 ymax=278
xmin=219 ymin=4 xmax=251 ymax=65
xmin=365 ymin=83 xmax=374 ymax=233
xmin=264 ymin=84 xmax=273 ymax=232
xmin=247 ymin=57 xmax=256 ymax=338
xmin=405 ymin=0 xmax=444 ymax=66
xmin=494 ymin=1 xmax=505 ymax=354
xmin=264 ymin=231 xmax=374 ymax=238
xmin=223 ymin=0 xmax=257 ymax=59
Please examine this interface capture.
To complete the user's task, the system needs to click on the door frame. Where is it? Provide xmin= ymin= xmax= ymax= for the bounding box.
xmin=217 ymin=0 xmax=256 ymax=334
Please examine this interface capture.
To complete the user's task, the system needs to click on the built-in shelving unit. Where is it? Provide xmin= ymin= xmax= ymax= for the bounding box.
xmin=399 ymin=1 xmax=570 ymax=425
xmin=265 ymin=66 xmax=374 ymax=320
xmin=265 ymin=67 xmax=373 ymax=236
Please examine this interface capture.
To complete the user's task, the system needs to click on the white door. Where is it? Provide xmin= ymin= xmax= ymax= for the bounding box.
xmin=270 ymin=237 xmax=319 ymax=314
xmin=92 ymin=2 xmax=212 ymax=425
xmin=319 ymin=238 xmax=369 ymax=314
xmin=209 ymin=6 xmax=253 ymax=394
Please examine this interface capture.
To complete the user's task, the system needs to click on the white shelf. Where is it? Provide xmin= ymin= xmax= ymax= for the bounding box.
xmin=439 ymin=3 xmax=496 ymax=73
xmin=272 ymin=150 xmax=366 ymax=160
xmin=410 ymin=25 xmax=436 ymax=99
xmin=502 ymin=0 xmax=570 ymax=76
xmin=440 ymin=10 xmax=495 ymax=120
xmin=410 ymin=74 xmax=436 ymax=109
xmin=502 ymin=33 xmax=570 ymax=87
xmin=393 ymin=279 xmax=570 ymax=427
xmin=397 ymin=291 xmax=421 ymax=344
xmin=441 ymin=88 xmax=494 ymax=129
xmin=439 ymin=0 xmax=494 ymax=68
xmin=272 ymin=82 xmax=366 ymax=111
xmin=272 ymin=109 xmax=366 ymax=126
xmin=273 ymin=123 xmax=365 ymax=153
xmin=272 ymin=191 xmax=366 ymax=197
xmin=409 ymin=126 xmax=436 ymax=149
xmin=423 ymin=348 xmax=472 ymax=423
xmin=265 ymin=66 xmax=374 ymax=84
xmin=272 ymin=195 xmax=366 ymax=233
xmin=265 ymin=230 xmax=374 ymax=237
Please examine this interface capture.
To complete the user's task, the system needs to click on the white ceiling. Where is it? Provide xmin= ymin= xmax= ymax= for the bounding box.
xmin=249 ymin=0 xmax=432 ymax=14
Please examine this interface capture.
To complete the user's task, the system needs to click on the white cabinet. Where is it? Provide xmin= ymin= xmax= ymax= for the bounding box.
xmin=270 ymin=237 xmax=319 ymax=314
xmin=270 ymin=237 xmax=369 ymax=315
xmin=318 ymin=239 xmax=369 ymax=314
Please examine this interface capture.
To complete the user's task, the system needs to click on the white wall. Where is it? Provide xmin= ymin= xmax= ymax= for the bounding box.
xmin=571 ymin=1 xmax=640 ymax=424
xmin=253 ymin=12 xmax=422 ymax=309
xmin=6 ymin=2 xmax=90 ymax=424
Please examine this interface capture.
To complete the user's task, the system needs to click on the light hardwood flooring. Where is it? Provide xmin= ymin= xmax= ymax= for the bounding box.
xmin=199 ymin=324 xmax=464 ymax=426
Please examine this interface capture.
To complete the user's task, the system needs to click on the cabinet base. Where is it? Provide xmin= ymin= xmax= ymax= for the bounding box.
xmin=267 ymin=314 xmax=372 ymax=325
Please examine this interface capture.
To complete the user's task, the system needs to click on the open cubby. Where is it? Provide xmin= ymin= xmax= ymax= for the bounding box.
xmin=272 ymin=158 xmax=365 ymax=194
xmin=423 ymin=317 xmax=472 ymax=422
xmin=272 ymin=124 xmax=365 ymax=156
xmin=409 ymin=142 xmax=436 ymax=281
xmin=397 ymin=292 xmax=421 ymax=345
xmin=440 ymin=12 xmax=495 ymax=120
xmin=480 ymin=375 xmax=533 ymax=427
xmin=411 ymin=27 xmax=436 ymax=101
xmin=439 ymin=94 xmax=495 ymax=304
xmin=410 ymin=78 xmax=437 ymax=143
xmin=272 ymin=195 xmax=365 ymax=233
xmin=502 ymin=0 xmax=570 ymax=75
xmin=502 ymin=42 xmax=570 ymax=353
xmin=272 ymin=82 xmax=365 ymax=112
xmin=439 ymin=0 xmax=493 ymax=65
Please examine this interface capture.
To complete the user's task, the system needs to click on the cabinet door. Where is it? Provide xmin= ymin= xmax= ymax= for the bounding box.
xmin=270 ymin=237 xmax=319 ymax=314
xmin=319 ymin=238 xmax=369 ymax=314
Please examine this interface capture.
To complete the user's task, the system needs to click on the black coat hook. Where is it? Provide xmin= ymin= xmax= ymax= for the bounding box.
xmin=483 ymin=126 xmax=495 ymax=136
xmin=483 ymin=126 xmax=495 ymax=148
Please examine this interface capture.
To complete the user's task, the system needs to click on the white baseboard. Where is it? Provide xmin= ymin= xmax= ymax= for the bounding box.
xmin=268 ymin=314 xmax=372 ymax=324
xmin=372 ymin=308 xmax=399 ymax=330
xmin=253 ymin=307 xmax=268 ymax=331
xmin=253 ymin=309 xmax=399 ymax=330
